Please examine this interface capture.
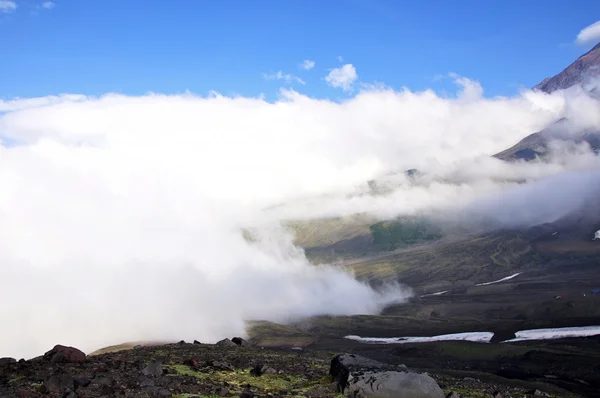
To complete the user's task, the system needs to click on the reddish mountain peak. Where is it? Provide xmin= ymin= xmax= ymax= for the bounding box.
xmin=534 ymin=42 xmax=600 ymax=93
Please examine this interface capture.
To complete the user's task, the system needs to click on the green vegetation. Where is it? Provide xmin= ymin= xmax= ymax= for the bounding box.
xmin=370 ymin=218 xmax=442 ymax=249
xmin=167 ymin=364 xmax=314 ymax=396
xmin=174 ymin=395 xmax=220 ymax=398
xmin=286 ymin=215 xmax=374 ymax=248
xmin=246 ymin=320 xmax=315 ymax=348
xmin=167 ymin=364 xmax=208 ymax=379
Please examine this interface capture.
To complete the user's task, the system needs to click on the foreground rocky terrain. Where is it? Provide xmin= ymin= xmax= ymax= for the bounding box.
xmin=0 ymin=337 xmax=582 ymax=398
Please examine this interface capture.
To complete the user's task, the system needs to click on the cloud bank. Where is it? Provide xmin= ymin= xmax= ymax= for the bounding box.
xmin=1 ymin=76 xmax=599 ymax=359
xmin=576 ymin=20 xmax=600 ymax=45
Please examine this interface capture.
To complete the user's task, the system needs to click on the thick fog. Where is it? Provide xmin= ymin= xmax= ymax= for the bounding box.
xmin=1 ymin=76 xmax=599 ymax=358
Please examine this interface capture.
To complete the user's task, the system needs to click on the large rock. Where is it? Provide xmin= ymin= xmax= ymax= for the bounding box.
xmin=330 ymin=353 xmax=444 ymax=398
xmin=216 ymin=338 xmax=237 ymax=348
xmin=43 ymin=345 xmax=86 ymax=363
xmin=232 ymin=337 xmax=250 ymax=347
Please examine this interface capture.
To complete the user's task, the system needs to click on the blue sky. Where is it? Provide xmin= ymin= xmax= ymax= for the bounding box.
xmin=2 ymin=0 xmax=600 ymax=100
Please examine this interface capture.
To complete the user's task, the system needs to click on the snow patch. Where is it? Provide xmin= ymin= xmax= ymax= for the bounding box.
xmin=476 ymin=272 xmax=522 ymax=286
xmin=345 ymin=332 xmax=494 ymax=344
xmin=593 ymin=230 xmax=600 ymax=240
xmin=346 ymin=325 xmax=600 ymax=346
xmin=505 ymin=326 xmax=600 ymax=342
xmin=420 ymin=290 xmax=449 ymax=298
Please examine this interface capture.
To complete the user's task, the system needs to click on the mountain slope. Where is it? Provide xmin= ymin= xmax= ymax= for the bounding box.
xmin=534 ymin=41 xmax=600 ymax=93
xmin=496 ymin=43 xmax=600 ymax=161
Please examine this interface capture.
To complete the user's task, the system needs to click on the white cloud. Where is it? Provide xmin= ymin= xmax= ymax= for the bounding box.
xmin=0 ymin=0 xmax=17 ymax=13
xmin=301 ymin=59 xmax=315 ymax=70
xmin=0 ymin=94 xmax=86 ymax=112
xmin=575 ymin=20 xmax=600 ymax=45
xmin=338 ymin=55 xmax=344 ymax=62
xmin=325 ymin=63 xmax=358 ymax=92
xmin=262 ymin=71 xmax=305 ymax=85
xmin=1 ymin=76 xmax=600 ymax=359
xmin=41 ymin=1 xmax=55 ymax=9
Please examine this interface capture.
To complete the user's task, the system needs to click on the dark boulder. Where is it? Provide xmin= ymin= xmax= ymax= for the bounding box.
xmin=216 ymin=338 xmax=237 ymax=348
xmin=329 ymin=353 xmax=444 ymax=398
xmin=43 ymin=345 xmax=86 ymax=363
xmin=232 ymin=337 xmax=250 ymax=347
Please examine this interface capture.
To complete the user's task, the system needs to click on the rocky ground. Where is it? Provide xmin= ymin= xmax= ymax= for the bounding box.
xmin=0 ymin=337 xmax=581 ymax=398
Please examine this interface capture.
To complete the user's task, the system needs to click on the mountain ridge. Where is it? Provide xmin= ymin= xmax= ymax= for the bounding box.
xmin=534 ymin=41 xmax=600 ymax=93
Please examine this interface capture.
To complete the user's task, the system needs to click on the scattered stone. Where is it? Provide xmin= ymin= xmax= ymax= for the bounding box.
xmin=239 ymin=391 xmax=254 ymax=398
xmin=193 ymin=340 xmax=202 ymax=345
xmin=0 ymin=358 xmax=16 ymax=366
xmin=329 ymin=353 xmax=444 ymax=398
xmin=527 ymin=390 xmax=550 ymax=397
xmin=177 ymin=340 xmax=186 ymax=345
xmin=218 ymin=387 xmax=230 ymax=396
xmin=145 ymin=386 xmax=172 ymax=397
xmin=248 ymin=364 xmax=276 ymax=376
xmin=44 ymin=374 xmax=74 ymax=394
xmin=216 ymin=338 xmax=237 ymax=348
xmin=73 ymin=377 xmax=91 ymax=388
xmin=261 ymin=365 xmax=277 ymax=375
xmin=183 ymin=358 xmax=199 ymax=368
xmin=92 ymin=376 xmax=114 ymax=386
xmin=493 ymin=392 xmax=503 ymax=398
xmin=142 ymin=361 xmax=164 ymax=377
xmin=43 ymin=345 xmax=86 ymax=363
xmin=100 ymin=385 xmax=116 ymax=396
xmin=291 ymin=347 xmax=302 ymax=351
xmin=446 ymin=392 xmax=460 ymax=398
xmin=139 ymin=376 xmax=155 ymax=387
xmin=211 ymin=361 xmax=234 ymax=371
xmin=250 ymin=364 xmax=263 ymax=377
xmin=134 ymin=345 xmax=143 ymax=350
xmin=232 ymin=337 xmax=250 ymax=347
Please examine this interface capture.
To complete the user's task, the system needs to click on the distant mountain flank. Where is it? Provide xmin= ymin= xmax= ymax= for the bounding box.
xmin=534 ymin=41 xmax=600 ymax=93
xmin=496 ymin=43 xmax=600 ymax=161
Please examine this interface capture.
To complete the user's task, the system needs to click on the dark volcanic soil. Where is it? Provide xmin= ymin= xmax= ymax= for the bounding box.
xmin=0 ymin=340 xmax=580 ymax=398
xmin=0 ymin=341 xmax=337 ymax=398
